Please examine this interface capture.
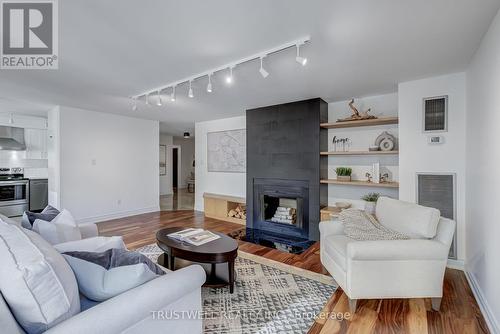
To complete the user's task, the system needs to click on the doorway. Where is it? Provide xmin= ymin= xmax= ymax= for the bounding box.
xmin=172 ymin=147 xmax=179 ymax=192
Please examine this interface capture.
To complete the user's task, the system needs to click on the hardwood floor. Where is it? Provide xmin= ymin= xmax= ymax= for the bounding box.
xmin=98 ymin=210 xmax=489 ymax=334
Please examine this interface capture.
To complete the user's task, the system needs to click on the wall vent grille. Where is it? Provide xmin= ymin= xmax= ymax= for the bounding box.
xmin=423 ymin=96 xmax=448 ymax=132
xmin=417 ymin=173 xmax=457 ymax=259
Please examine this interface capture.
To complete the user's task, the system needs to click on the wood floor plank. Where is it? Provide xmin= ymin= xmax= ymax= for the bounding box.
xmin=406 ymin=299 xmax=428 ymax=334
xmin=98 ymin=209 xmax=490 ymax=334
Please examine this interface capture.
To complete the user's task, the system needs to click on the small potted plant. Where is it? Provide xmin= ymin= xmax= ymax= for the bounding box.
xmin=361 ymin=192 xmax=380 ymax=214
xmin=335 ymin=167 xmax=352 ymax=182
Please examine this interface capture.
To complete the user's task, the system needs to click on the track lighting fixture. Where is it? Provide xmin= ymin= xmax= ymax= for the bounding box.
xmin=295 ymin=43 xmax=307 ymax=66
xmin=8 ymin=113 xmax=13 ymax=124
xmin=188 ymin=81 xmax=194 ymax=98
xmin=130 ymin=36 xmax=310 ymax=101
xmin=156 ymin=90 xmax=162 ymax=106
xmin=207 ymin=74 xmax=213 ymax=93
xmin=170 ymin=86 xmax=176 ymax=102
xmin=259 ymin=57 xmax=269 ymax=78
xmin=183 ymin=132 xmax=190 ymax=139
xmin=225 ymin=66 xmax=234 ymax=84
xmin=132 ymin=97 xmax=138 ymax=111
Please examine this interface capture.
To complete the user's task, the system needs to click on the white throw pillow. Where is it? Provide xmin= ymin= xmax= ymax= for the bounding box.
xmin=33 ymin=209 xmax=82 ymax=245
xmin=54 ymin=236 xmax=126 ymax=253
xmin=375 ymin=196 xmax=440 ymax=239
xmin=62 ymin=253 xmax=161 ymax=302
xmin=0 ymin=221 xmax=80 ymax=334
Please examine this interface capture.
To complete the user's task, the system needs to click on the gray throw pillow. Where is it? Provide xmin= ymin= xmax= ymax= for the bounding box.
xmin=63 ymin=248 xmax=165 ymax=301
xmin=25 ymin=205 xmax=60 ymax=226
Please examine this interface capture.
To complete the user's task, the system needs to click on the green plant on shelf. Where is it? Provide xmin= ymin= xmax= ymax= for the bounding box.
xmin=335 ymin=167 xmax=352 ymax=176
xmin=361 ymin=192 xmax=380 ymax=202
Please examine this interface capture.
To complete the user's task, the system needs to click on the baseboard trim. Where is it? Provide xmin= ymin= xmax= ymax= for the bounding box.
xmin=465 ymin=271 xmax=499 ymax=334
xmin=446 ymin=258 xmax=465 ymax=270
xmin=77 ymin=206 xmax=160 ymax=224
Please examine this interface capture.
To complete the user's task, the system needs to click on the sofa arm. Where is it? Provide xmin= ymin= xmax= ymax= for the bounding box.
xmin=46 ymin=265 xmax=206 ymax=334
xmin=54 ymin=236 xmax=126 ymax=253
xmin=347 ymin=239 xmax=449 ymax=261
xmin=78 ymin=223 xmax=98 ymax=239
xmin=319 ymin=221 xmax=344 ymax=238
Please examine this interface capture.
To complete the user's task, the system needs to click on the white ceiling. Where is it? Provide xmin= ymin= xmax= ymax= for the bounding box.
xmin=0 ymin=0 xmax=499 ymax=135
xmin=0 ymin=98 xmax=53 ymax=117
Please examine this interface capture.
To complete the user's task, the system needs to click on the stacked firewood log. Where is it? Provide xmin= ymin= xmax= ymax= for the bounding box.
xmin=271 ymin=207 xmax=296 ymax=224
xmin=228 ymin=205 xmax=246 ymax=220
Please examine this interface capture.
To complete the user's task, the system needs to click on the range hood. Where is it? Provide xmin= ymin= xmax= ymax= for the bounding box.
xmin=0 ymin=126 xmax=26 ymax=151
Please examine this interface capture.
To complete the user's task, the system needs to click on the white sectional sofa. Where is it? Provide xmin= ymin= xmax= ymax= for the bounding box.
xmin=0 ymin=219 xmax=206 ymax=334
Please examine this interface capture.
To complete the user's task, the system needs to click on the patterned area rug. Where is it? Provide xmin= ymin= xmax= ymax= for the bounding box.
xmin=136 ymin=244 xmax=336 ymax=334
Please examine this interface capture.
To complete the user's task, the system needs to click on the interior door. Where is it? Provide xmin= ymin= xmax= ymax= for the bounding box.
xmin=173 ymin=148 xmax=178 ymax=191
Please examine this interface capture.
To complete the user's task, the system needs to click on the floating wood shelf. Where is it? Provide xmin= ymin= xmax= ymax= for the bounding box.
xmin=320 ymin=117 xmax=399 ymax=129
xmin=320 ymin=179 xmax=399 ymax=188
xmin=320 ymin=150 xmax=399 ymax=156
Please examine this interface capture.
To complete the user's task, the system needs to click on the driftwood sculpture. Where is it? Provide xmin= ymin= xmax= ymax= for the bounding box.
xmin=337 ymin=99 xmax=377 ymax=122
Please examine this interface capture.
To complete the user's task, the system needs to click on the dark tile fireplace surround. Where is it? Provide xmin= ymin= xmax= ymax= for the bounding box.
xmin=246 ymin=98 xmax=328 ymax=253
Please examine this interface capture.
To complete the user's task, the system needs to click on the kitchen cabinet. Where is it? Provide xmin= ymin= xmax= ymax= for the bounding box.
xmin=25 ymin=128 xmax=48 ymax=159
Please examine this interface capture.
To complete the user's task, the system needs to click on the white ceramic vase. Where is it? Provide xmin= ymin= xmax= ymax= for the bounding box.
xmin=364 ymin=201 xmax=376 ymax=215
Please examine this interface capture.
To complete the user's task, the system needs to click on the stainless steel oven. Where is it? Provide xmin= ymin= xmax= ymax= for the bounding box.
xmin=0 ymin=168 xmax=29 ymax=217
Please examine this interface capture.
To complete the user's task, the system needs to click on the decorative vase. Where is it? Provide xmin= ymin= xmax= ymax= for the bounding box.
xmin=337 ymin=175 xmax=351 ymax=182
xmin=364 ymin=201 xmax=376 ymax=214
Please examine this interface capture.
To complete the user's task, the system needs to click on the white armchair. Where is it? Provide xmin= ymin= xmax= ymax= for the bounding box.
xmin=320 ymin=197 xmax=455 ymax=312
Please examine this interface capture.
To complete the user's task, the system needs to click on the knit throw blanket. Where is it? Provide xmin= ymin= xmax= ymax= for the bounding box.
xmin=338 ymin=209 xmax=409 ymax=241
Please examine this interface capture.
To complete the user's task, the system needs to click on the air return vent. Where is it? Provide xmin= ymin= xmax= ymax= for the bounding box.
xmin=417 ymin=173 xmax=457 ymax=259
xmin=423 ymin=96 xmax=447 ymax=132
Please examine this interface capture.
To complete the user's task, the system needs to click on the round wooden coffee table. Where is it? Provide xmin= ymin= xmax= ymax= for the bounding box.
xmin=156 ymin=227 xmax=238 ymax=293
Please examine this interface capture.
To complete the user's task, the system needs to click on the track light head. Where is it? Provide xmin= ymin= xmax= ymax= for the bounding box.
xmin=170 ymin=86 xmax=176 ymax=102
xmin=156 ymin=90 xmax=162 ymax=106
xmin=188 ymin=81 xmax=194 ymax=98
xmin=259 ymin=57 xmax=269 ymax=78
xmin=295 ymin=44 xmax=307 ymax=66
xmin=145 ymin=94 xmax=150 ymax=105
xmin=207 ymin=74 xmax=213 ymax=93
xmin=225 ymin=66 xmax=234 ymax=84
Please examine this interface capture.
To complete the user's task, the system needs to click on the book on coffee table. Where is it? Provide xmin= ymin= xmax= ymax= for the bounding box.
xmin=167 ymin=228 xmax=220 ymax=246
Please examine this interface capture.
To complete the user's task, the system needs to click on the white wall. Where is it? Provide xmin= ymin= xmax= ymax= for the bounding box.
xmin=159 ymin=134 xmax=173 ymax=195
xmin=173 ymin=136 xmax=195 ymax=188
xmin=48 ymin=106 xmax=61 ymax=208
xmin=52 ymin=106 xmax=159 ymax=223
xmin=465 ymin=8 xmax=500 ymax=332
xmin=195 ymin=116 xmax=246 ymax=211
xmin=327 ymin=93 xmax=399 ymax=208
xmin=398 ymin=73 xmax=466 ymax=262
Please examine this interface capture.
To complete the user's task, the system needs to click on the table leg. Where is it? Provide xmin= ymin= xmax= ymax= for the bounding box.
xmin=169 ymin=254 xmax=175 ymax=270
xmin=228 ymin=260 xmax=235 ymax=294
xmin=210 ymin=263 xmax=216 ymax=280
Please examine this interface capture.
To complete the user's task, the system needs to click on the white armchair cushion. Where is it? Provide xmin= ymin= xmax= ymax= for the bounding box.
xmin=376 ymin=196 xmax=440 ymax=239
xmin=0 ymin=221 xmax=80 ymax=334
xmin=347 ymin=239 xmax=449 ymax=261
xmin=33 ymin=210 xmax=82 ymax=245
